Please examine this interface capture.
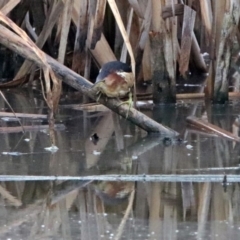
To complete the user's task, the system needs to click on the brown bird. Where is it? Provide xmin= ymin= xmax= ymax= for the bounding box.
xmin=92 ymin=61 xmax=134 ymax=114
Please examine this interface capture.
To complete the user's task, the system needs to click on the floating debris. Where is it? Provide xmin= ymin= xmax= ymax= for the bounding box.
xmin=40 ymin=129 xmax=49 ymax=134
xmin=132 ymin=155 xmax=138 ymax=160
xmin=186 ymin=144 xmax=193 ymax=149
xmin=93 ymin=150 xmax=101 ymax=155
xmin=44 ymin=145 xmax=59 ymax=153
xmin=124 ymin=134 xmax=133 ymax=138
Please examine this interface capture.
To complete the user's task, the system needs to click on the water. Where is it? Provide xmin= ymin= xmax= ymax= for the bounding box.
xmin=0 ymin=90 xmax=240 ymax=239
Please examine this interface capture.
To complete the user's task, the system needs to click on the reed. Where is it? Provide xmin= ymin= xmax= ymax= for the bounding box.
xmin=0 ymin=0 xmax=239 ymax=105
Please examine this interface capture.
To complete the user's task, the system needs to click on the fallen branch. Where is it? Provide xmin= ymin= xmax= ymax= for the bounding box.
xmin=0 ymin=124 xmax=65 ymax=134
xmin=0 ymin=18 xmax=178 ymax=136
xmin=50 ymin=58 xmax=178 ymax=135
xmin=186 ymin=116 xmax=240 ymax=142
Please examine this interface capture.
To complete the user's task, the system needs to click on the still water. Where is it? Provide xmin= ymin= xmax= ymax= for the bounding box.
xmin=0 ymin=90 xmax=240 ymax=239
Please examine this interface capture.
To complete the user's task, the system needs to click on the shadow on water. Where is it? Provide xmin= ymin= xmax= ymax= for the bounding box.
xmin=0 ymin=90 xmax=240 ymax=239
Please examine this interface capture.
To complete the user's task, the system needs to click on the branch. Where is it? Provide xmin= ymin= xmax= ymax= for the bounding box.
xmin=0 ymin=20 xmax=178 ymax=136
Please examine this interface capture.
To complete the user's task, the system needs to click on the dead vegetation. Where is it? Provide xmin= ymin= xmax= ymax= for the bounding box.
xmin=0 ymin=1 xmax=239 ymax=137
xmin=0 ymin=1 xmax=239 ymax=98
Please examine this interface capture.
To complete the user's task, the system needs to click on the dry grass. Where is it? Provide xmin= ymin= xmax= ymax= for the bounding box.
xmin=0 ymin=0 xmax=239 ymax=106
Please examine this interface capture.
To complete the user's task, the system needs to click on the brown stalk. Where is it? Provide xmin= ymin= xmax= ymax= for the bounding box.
xmin=186 ymin=116 xmax=240 ymax=142
xmin=14 ymin=0 xmax=64 ymax=80
xmin=91 ymin=0 xmax=107 ymax=49
xmin=191 ymin=34 xmax=207 ymax=73
xmin=135 ymin=0 xmax=152 ymax=80
xmin=107 ymin=0 xmax=136 ymax=75
xmin=72 ymin=0 xmax=88 ymax=73
xmin=213 ymin=4 xmax=240 ymax=103
xmin=162 ymin=4 xmax=207 ymax=73
xmin=120 ymin=7 xmax=134 ymax=62
xmin=56 ymin=0 xmax=74 ymax=110
xmin=128 ymin=0 xmax=144 ymax=18
xmin=1 ymin=0 xmax=20 ymax=15
xmin=199 ymin=0 xmax=212 ymax=37
xmin=150 ymin=1 xmax=178 ymax=103
xmin=58 ymin=0 xmax=73 ymax=64
xmin=197 ymin=183 xmax=211 ymax=238
xmin=0 ymin=10 xmax=61 ymax=144
xmin=90 ymin=34 xmax=117 ymax=66
xmin=142 ymin=38 xmax=152 ymax=81
xmin=179 ymin=5 xmax=196 ymax=77
xmin=148 ymin=182 xmax=161 ymax=237
xmin=163 ymin=3 xmax=177 ymax=102
xmin=73 ymin=0 xmax=88 ymax=52
xmin=72 ymin=1 xmax=116 ymax=68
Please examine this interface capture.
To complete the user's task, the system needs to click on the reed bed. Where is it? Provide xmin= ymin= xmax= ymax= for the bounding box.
xmin=0 ymin=0 xmax=239 ymax=105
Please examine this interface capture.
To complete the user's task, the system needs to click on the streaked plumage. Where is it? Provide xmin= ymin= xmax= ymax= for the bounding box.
xmin=93 ymin=61 xmax=134 ymax=99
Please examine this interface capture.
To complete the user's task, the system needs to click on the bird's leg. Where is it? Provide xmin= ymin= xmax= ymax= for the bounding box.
xmin=118 ymin=91 xmax=133 ymax=118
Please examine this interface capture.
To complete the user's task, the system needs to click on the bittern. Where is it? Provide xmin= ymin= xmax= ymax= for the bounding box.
xmin=92 ymin=61 xmax=134 ymax=116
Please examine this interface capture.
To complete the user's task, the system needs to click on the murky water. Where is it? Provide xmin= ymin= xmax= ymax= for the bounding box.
xmin=0 ymin=90 xmax=240 ymax=239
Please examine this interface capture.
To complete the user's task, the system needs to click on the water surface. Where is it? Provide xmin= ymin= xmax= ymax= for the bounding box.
xmin=0 ymin=90 xmax=240 ymax=239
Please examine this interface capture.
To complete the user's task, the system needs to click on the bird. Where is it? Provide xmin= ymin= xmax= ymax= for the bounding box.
xmin=92 ymin=61 xmax=134 ymax=115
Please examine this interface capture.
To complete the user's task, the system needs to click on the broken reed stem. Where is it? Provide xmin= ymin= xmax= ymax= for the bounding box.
xmin=107 ymin=0 xmax=135 ymax=75
xmin=179 ymin=5 xmax=196 ymax=77
xmin=186 ymin=116 xmax=240 ymax=142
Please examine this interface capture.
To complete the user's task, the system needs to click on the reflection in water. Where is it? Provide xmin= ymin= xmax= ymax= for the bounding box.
xmin=0 ymin=90 xmax=240 ymax=238
xmin=0 ymin=180 xmax=239 ymax=239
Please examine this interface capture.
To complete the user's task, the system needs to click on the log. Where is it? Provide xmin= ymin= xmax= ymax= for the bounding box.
xmin=0 ymin=23 xmax=178 ymax=136
xmin=49 ymin=56 xmax=178 ymax=136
